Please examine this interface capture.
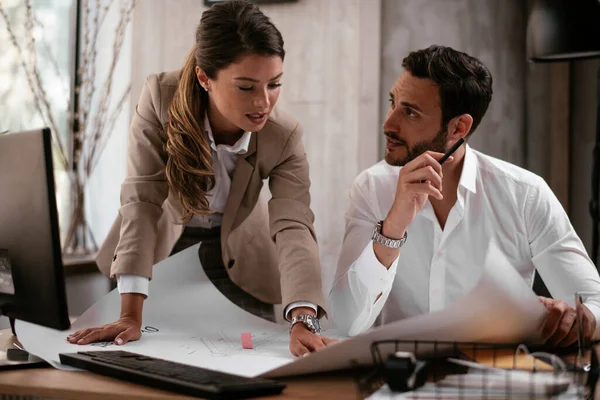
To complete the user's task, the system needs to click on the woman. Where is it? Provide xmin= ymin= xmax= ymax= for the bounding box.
xmin=67 ymin=0 xmax=332 ymax=356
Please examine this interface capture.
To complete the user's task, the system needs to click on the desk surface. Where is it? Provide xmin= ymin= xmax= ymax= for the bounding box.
xmin=0 ymin=330 xmax=362 ymax=400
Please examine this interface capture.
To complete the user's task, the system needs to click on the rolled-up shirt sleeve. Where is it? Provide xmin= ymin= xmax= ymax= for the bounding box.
xmin=329 ymin=174 xmax=399 ymax=336
xmin=527 ymin=177 xmax=600 ymax=340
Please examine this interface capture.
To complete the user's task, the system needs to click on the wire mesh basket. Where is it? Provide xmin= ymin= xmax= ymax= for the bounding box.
xmin=353 ymin=339 xmax=595 ymax=399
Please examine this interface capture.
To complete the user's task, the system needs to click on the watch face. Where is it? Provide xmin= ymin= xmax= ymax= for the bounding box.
xmin=291 ymin=315 xmax=322 ymax=334
xmin=308 ymin=316 xmax=321 ymax=332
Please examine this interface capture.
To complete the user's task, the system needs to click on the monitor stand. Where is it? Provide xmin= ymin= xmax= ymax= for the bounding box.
xmin=0 ymin=313 xmax=47 ymax=370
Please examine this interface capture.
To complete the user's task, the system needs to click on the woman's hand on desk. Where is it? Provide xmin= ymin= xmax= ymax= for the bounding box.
xmin=67 ymin=293 xmax=145 ymax=345
xmin=67 ymin=316 xmax=142 ymax=345
xmin=538 ymin=296 xmax=595 ymax=346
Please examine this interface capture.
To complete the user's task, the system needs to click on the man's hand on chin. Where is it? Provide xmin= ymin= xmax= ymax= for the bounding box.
xmin=538 ymin=296 xmax=595 ymax=346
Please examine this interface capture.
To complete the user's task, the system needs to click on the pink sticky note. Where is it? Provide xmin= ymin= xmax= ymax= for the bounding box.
xmin=241 ymin=332 xmax=253 ymax=349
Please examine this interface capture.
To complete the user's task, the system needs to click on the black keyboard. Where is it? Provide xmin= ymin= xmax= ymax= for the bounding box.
xmin=59 ymin=350 xmax=285 ymax=399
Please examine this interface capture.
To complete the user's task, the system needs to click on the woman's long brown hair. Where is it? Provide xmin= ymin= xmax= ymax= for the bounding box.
xmin=165 ymin=0 xmax=285 ymax=223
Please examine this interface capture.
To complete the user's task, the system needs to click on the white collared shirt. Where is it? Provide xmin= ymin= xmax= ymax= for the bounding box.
xmin=118 ymin=117 xmax=316 ymax=319
xmin=185 ymin=116 xmax=252 ymax=228
xmin=329 ymin=145 xmax=600 ymax=337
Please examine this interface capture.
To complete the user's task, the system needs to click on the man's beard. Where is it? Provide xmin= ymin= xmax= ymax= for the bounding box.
xmin=384 ymin=127 xmax=448 ymax=167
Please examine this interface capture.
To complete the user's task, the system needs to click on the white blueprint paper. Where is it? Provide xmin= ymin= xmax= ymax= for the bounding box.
xmin=16 ymin=245 xmax=297 ymax=376
xmin=16 ymin=242 xmax=547 ymax=378
xmin=266 ymin=243 xmax=547 ymax=377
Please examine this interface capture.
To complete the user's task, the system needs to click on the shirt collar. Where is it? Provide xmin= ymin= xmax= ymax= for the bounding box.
xmin=204 ymin=115 xmax=252 ymax=155
xmin=458 ymin=144 xmax=477 ymax=194
xmin=420 ymin=143 xmax=477 ymax=222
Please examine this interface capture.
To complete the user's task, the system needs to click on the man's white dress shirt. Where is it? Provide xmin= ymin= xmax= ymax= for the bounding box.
xmin=118 ymin=117 xmax=316 ymax=319
xmin=329 ymin=145 xmax=600 ymax=337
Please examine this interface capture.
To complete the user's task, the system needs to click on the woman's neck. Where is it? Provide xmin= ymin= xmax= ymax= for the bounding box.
xmin=206 ymin=100 xmax=244 ymax=146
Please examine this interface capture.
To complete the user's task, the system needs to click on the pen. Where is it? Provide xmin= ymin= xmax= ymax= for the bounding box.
xmin=420 ymin=138 xmax=465 ymax=184
xmin=438 ymin=138 xmax=465 ymax=165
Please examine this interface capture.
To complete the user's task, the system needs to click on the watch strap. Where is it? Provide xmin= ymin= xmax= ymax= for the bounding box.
xmin=290 ymin=314 xmax=321 ymax=334
xmin=372 ymin=220 xmax=407 ymax=248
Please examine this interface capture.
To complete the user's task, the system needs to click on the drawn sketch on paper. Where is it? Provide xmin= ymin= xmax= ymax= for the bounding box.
xmin=185 ymin=328 xmax=290 ymax=357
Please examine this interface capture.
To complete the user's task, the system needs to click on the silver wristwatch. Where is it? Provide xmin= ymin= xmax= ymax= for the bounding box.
xmin=290 ymin=314 xmax=322 ymax=334
xmin=372 ymin=220 xmax=407 ymax=248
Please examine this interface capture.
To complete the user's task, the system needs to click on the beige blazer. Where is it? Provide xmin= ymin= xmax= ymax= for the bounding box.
xmin=96 ymin=70 xmax=325 ymax=316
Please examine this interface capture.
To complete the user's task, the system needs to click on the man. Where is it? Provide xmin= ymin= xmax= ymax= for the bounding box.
xmin=329 ymin=45 xmax=600 ymax=346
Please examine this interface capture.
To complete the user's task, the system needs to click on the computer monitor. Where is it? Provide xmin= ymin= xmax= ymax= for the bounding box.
xmin=0 ymin=128 xmax=70 ymax=332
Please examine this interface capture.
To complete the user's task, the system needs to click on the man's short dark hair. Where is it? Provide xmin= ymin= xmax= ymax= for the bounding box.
xmin=402 ymin=45 xmax=493 ymax=137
